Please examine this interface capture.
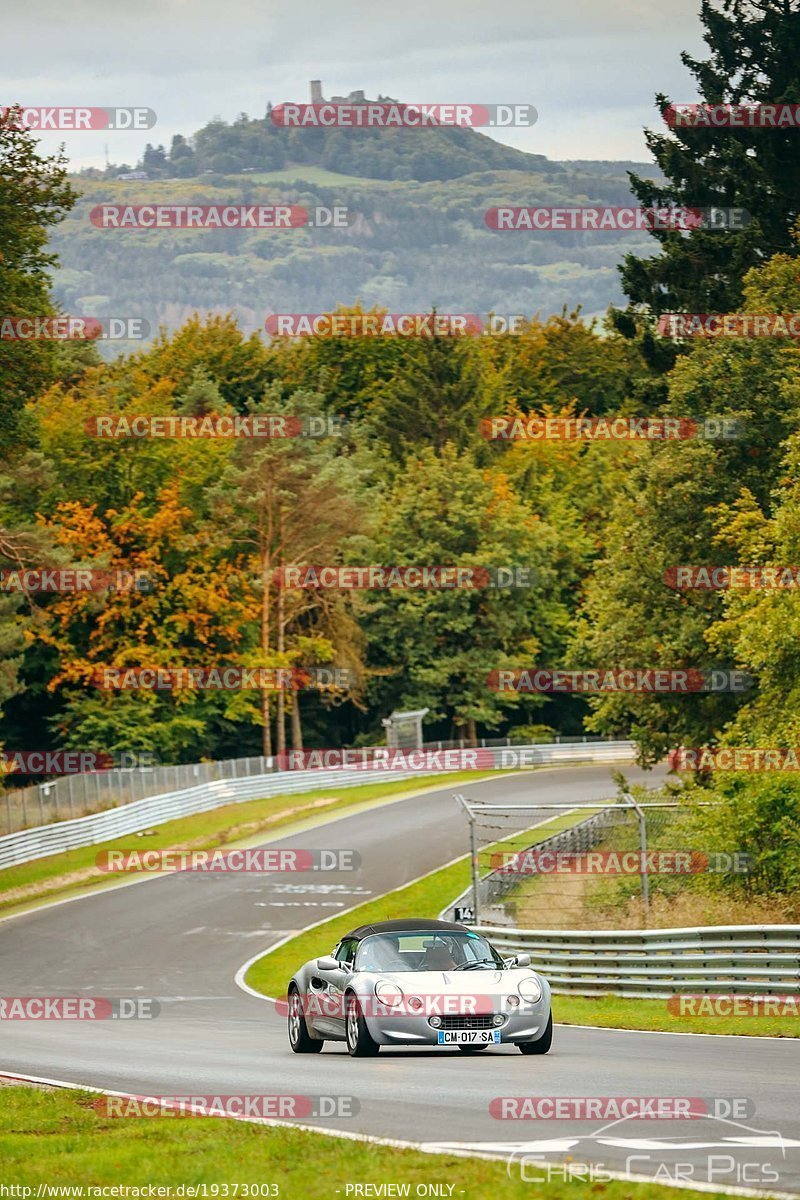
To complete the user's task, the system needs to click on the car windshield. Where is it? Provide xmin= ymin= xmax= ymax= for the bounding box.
xmin=354 ymin=930 xmax=504 ymax=973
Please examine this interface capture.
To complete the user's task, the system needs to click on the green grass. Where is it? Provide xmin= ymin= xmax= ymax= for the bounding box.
xmin=553 ymin=992 xmax=800 ymax=1037
xmin=245 ymin=810 xmax=800 ymax=1038
xmin=0 ymin=1085 xmax=726 ymax=1200
xmin=0 ymin=772 xmax=489 ymax=917
xmin=241 ymin=165 xmax=391 ymax=187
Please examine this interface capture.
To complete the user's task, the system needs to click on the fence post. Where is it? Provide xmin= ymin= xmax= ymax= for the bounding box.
xmin=454 ymin=794 xmax=481 ymax=925
xmin=625 ymin=792 xmax=649 ymax=926
xmin=469 ymin=808 xmax=480 ymax=925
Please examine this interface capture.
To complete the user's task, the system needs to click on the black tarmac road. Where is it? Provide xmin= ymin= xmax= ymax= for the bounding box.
xmin=1 ymin=765 xmax=798 ymax=1196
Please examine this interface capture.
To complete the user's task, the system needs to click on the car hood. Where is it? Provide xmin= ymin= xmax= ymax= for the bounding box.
xmin=361 ymin=968 xmax=542 ymax=995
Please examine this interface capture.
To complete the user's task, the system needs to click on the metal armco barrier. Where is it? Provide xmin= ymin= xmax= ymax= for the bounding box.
xmin=0 ymin=740 xmax=636 ymax=870
xmin=475 ymin=923 xmax=800 ymax=997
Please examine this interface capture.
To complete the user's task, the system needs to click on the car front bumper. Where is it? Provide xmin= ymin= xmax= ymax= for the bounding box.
xmin=363 ymin=999 xmax=551 ymax=1046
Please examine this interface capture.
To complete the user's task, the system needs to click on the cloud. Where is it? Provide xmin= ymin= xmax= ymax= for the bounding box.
xmin=5 ymin=0 xmax=706 ymax=166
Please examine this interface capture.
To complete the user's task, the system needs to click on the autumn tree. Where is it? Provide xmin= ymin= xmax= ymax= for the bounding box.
xmin=206 ymin=388 xmax=365 ymax=755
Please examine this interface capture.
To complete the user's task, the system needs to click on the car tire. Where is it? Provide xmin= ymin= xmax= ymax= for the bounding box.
xmin=457 ymin=1044 xmax=489 ymax=1054
xmin=288 ymin=986 xmax=323 ymax=1054
xmin=518 ymin=1013 xmax=552 ymax=1055
xmin=345 ymin=992 xmax=380 ymax=1057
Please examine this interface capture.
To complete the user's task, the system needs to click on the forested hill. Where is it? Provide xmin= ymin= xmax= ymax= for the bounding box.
xmin=119 ymin=109 xmax=561 ymax=183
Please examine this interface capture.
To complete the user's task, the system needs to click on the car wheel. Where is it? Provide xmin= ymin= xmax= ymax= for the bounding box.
xmin=345 ymin=992 xmax=380 ymax=1057
xmin=288 ymin=986 xmax=323 ymax=1053
xmin=457 ymin=1045 xmax=489 ymax=1054
xmin=518 ymin=1013 xmax=552 ymax=1055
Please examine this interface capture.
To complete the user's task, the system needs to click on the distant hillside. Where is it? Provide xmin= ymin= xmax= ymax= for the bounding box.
xmin=52 ymin=161 xmax=656 ymax=350
xmin=555 ymin=160 xmax=665 ymax=180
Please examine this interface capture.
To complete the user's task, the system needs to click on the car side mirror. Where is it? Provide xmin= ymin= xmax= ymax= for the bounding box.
xmin=316 ymin=956 xmax=341 ymax=971
xmin=514 ymin=953 xmax=532 ymax=968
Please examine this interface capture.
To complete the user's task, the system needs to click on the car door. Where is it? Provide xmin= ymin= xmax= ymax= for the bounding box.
xmin=308 ymin=938 xmax=356 ymax=1037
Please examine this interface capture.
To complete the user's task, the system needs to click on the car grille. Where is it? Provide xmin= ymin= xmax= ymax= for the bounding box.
xmin=437 ymin=1014 xmax=499 ymax=1030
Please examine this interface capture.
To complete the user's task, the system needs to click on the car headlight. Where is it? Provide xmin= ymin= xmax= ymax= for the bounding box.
xmin=374 ymin=980 xmax=403 ymax=1007
xmin=406 ymin=995 xmax=423 ymax=1012
xmin=506 ymin=994 xmax=520 ymax=1008
xmin=518 ymin=976 xmax=543 ymax=1003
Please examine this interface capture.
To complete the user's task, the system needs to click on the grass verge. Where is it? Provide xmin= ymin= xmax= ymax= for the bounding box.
xmin=244 ymin=811 xmax=799 ymax=1039
xmin=0 ymin=772 xmax=489 ymax=918
xmin=0 ymin=1083 xmax=726 ymax=1200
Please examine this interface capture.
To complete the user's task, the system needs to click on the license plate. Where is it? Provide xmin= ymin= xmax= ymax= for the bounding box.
xmin=437 ymin=1028 xmax=501 ymax=1045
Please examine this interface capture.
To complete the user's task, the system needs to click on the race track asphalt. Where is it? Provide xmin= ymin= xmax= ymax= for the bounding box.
xmin=1 ymin=764 xmax=798 ymax=1195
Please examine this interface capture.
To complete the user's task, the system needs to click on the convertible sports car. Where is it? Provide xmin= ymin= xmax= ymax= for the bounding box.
xmin=287 ymin=918 xmax=552 ymax=1057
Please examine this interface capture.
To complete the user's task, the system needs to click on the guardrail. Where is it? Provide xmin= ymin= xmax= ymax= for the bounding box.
xmin=473 ymin=923 xmax=800 ymax=997
xmin=0 ymin=740 xmax=636 ymax=871
xmin=1 ymin=736 xmax=633 ymax=836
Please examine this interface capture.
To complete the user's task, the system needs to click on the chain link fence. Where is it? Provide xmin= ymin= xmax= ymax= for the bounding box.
xmin=0 ymin=755 xmax=273 ymax=836
xmin=446 ymin=797 xmax=713 ymax=930
xmin=0 ymin=734 xmax=626 ymax=837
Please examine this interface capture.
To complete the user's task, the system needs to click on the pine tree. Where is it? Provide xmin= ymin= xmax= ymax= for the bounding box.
xmin=621 ymin=0 xmax=800 ymax=315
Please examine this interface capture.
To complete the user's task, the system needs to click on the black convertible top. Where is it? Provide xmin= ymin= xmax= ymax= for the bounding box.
xmin=346 ymin=918 xmax=468 ymax=941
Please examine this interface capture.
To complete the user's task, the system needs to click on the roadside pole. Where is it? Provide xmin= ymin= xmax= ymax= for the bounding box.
xmin=454 ymin=794 xmax=481 ymax=925
xmin=624 ymin=791 xmax=650 ymax=926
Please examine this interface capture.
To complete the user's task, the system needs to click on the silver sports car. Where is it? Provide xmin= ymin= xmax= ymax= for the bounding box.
xmin=287 ymin=918 xmax=552 ymax=1057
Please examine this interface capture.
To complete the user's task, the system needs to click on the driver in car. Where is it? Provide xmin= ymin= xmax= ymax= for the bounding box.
xmin=424 ymin=941 xmax=457 ymax=970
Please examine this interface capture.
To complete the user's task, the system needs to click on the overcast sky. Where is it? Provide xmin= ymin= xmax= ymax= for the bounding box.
xmin=6 ymin=0 xmax=707 ymax=169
